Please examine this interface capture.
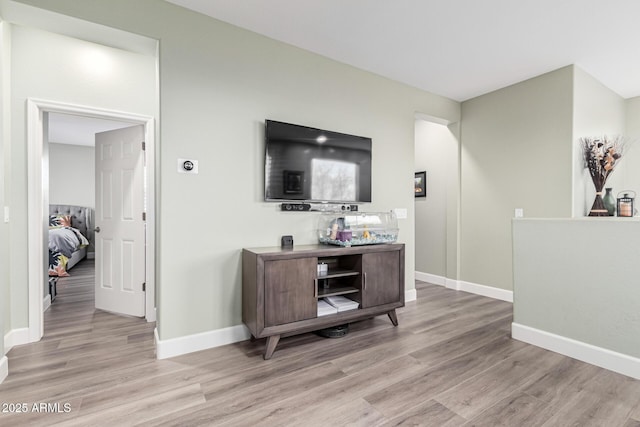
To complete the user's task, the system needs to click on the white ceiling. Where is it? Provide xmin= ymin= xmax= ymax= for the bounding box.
xmin=48 ymin=113 xmax=133 ymax=147
xmin=166 ymin=0 xmax=640 ymax=102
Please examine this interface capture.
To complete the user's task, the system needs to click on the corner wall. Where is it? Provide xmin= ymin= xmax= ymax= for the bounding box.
xmin=460 ymin=66 xmax=574 ymax=291
xmin=572 ymin=67 xmax=626 ymax=217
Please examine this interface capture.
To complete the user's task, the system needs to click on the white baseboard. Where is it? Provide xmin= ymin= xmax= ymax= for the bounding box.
xmin=415 ymin=271 xmax=446 ymax=286
xmin=43 ymin=294 xmax=51 ymax=312
xmin=155 ymin=324 xmax=251 ymax=360
xmin=405 ymin=288 xmax=417 ymax=302
xmin=512 ymin=322 xmax=640 ymax=380
xmin=4 ymin=328 xmax=29 ymax=354
xmin=0 ymin=356 xmax=7 ymax=384
xmin=445 ymin=278 xmax=459 ymax=290
xmin=414 ymin=272 xmax=513 ymax=303
xmin=458 ymin=280 xmax=513 ymax=303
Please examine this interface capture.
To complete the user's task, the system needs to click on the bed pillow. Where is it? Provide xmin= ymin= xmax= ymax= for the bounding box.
xmin=49 ymin=215 xmax=72 ymax=228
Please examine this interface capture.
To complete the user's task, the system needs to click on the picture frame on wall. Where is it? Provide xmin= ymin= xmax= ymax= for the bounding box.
xmin=415 ymin=171 xmax=426 ymax=197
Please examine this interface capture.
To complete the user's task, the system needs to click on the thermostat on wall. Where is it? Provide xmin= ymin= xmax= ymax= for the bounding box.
xmin=178 ymin=158 xmax=198 ymax=174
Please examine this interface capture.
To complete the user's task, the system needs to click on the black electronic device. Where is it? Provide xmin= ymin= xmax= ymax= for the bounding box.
xmin=281 ymin=235 xmax=294 ymax=249
xmin=280 ymin=203 xmax=311 ymax=211
xmin=315 ymin=324 xmax=349 ymax=338
xmin=265 ymin=120 xmax=372 ymax=203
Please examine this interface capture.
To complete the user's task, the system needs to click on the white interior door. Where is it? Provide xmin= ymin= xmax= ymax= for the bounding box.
xmin=95 ymin=125 xmax=146 ymax=316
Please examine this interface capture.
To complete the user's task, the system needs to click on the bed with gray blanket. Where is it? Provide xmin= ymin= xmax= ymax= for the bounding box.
xmin=48 ymin=204 xmax=93 ymax=277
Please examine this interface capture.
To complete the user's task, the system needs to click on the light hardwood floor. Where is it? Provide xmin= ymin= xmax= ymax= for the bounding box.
xmin=1 ymin=260 xmax=639 ymax=426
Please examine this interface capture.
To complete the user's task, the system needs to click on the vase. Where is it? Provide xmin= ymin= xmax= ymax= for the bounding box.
xmin=603 ymin=188 xmax=616 ymax=216
xmin=588 ymin=191 xmax=608 ymax=216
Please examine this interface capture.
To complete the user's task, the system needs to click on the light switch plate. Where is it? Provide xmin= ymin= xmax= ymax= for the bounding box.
xmin=177 ymin=159 xmax=199 ymax=174
xmin=394 ymin=208 xmax=408 ymax=219
xmin=514 ymin=208 xmax=524 ymax=218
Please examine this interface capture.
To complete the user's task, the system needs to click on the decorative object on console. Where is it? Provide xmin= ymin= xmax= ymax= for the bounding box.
xmin=581 ymin=136 xmax=625 ymax=217
xmin=415 ymin=171 xmax=426 ymax=197
xmin=281 ymin=235 xmax=294 ymax=248
xmin=616 ymin=191 xmax=635 ymax=217
xmin=603 ymin=188 xmax=616 ymax=216
xmin=318 ymin=211 xmax=398 ymax=247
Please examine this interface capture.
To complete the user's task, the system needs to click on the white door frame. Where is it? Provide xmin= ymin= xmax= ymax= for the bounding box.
xmin=27 ymin=98 xmax=156 ymax=342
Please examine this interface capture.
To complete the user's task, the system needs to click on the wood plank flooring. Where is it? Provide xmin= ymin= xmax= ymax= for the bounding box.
xmin=1 ymin=262 xmax=639 ymax=426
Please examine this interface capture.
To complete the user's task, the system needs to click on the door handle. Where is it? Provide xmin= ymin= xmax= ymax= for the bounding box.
xmin=363 ymin=272 xmax=367 ymax=290
xmin=94 ymin=227 xmax=101 ymax=233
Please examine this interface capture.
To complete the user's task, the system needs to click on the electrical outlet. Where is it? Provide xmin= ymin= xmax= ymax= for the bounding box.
xmin=514 ymin=208 xmax=524 ymax=218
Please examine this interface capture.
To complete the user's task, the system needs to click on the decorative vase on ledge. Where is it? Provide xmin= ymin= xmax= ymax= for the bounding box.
xmin=603 ymin=188 xmax=616 ymax=216
xmin=589 ymin=191 xmax=608 ymax=216
xmin=581 ymin=136 xmax=625 ymax=217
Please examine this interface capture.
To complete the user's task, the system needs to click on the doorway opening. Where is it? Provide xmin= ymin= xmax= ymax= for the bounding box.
xmin=27 ymin=99 xmax=156 ymax=343
xmin=46 ymin=112 xmax=143 ymax=314
xmin=414 ymin=113 xmax=461 ymax=290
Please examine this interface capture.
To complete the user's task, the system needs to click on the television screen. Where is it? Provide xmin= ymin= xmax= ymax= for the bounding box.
xmin=264 ymin=120 xmax=372 ymax=203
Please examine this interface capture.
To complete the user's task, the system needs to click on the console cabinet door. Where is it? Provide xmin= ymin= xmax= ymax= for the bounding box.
xmin=361 ymin=251 xmax=401 ymax=308
xmin=264 ymin=257 xmax=317 ymax=326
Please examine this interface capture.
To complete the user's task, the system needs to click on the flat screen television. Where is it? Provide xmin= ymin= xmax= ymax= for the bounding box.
xmin=264 ymin=120 xmax=372 ymax=203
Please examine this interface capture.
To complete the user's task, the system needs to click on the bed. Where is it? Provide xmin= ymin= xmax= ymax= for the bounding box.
xmin=48 ymin=204 xmax=93 ymax=278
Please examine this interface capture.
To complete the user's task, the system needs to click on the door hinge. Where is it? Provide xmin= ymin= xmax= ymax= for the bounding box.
xmin=142 ymin=141 xmax=146 ymax=151
xmin=142 ymin=212 xmax=146 ymax=221
xmin=142 ymin=282 xmax=146 ymax=292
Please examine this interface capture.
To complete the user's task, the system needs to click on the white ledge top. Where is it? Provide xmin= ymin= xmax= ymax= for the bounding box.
xmin=513 ymin=217 xmax=640 ymax=222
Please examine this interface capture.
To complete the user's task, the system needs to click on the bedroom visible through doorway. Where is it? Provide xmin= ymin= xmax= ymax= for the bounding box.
xmin=46 ymin=113 xmax=139 ymax=318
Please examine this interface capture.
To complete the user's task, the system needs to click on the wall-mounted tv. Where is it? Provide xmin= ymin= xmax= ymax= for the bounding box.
xmin=264 ymin=120 xmax=372 ymax=203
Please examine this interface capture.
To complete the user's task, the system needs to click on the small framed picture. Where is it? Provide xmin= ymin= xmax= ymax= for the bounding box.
xmin=415 ymin=171 xmax=426 ymax=197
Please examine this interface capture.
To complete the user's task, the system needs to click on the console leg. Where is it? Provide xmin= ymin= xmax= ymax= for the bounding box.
xmin=388 ymin=310 xmax=398 ymax=326
xmin=264 ymin=335 xmax=281 ymax=360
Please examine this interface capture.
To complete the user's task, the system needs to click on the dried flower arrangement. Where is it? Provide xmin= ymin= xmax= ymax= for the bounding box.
xmin=581 ymin=135 xmax=625 ymax=216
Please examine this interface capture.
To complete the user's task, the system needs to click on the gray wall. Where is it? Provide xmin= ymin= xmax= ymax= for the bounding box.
xmin=414 ymin=119 xmax=458 ymax=277
xmin=460 ymin=66 xmax=574 ymax=290
xmin=48 ymin=143 xmax=95 ymax=210
xmin=513 ymin=218 xmax=640 ymax=359
xmin=8 ymin=0 xmax=460 ymax=341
